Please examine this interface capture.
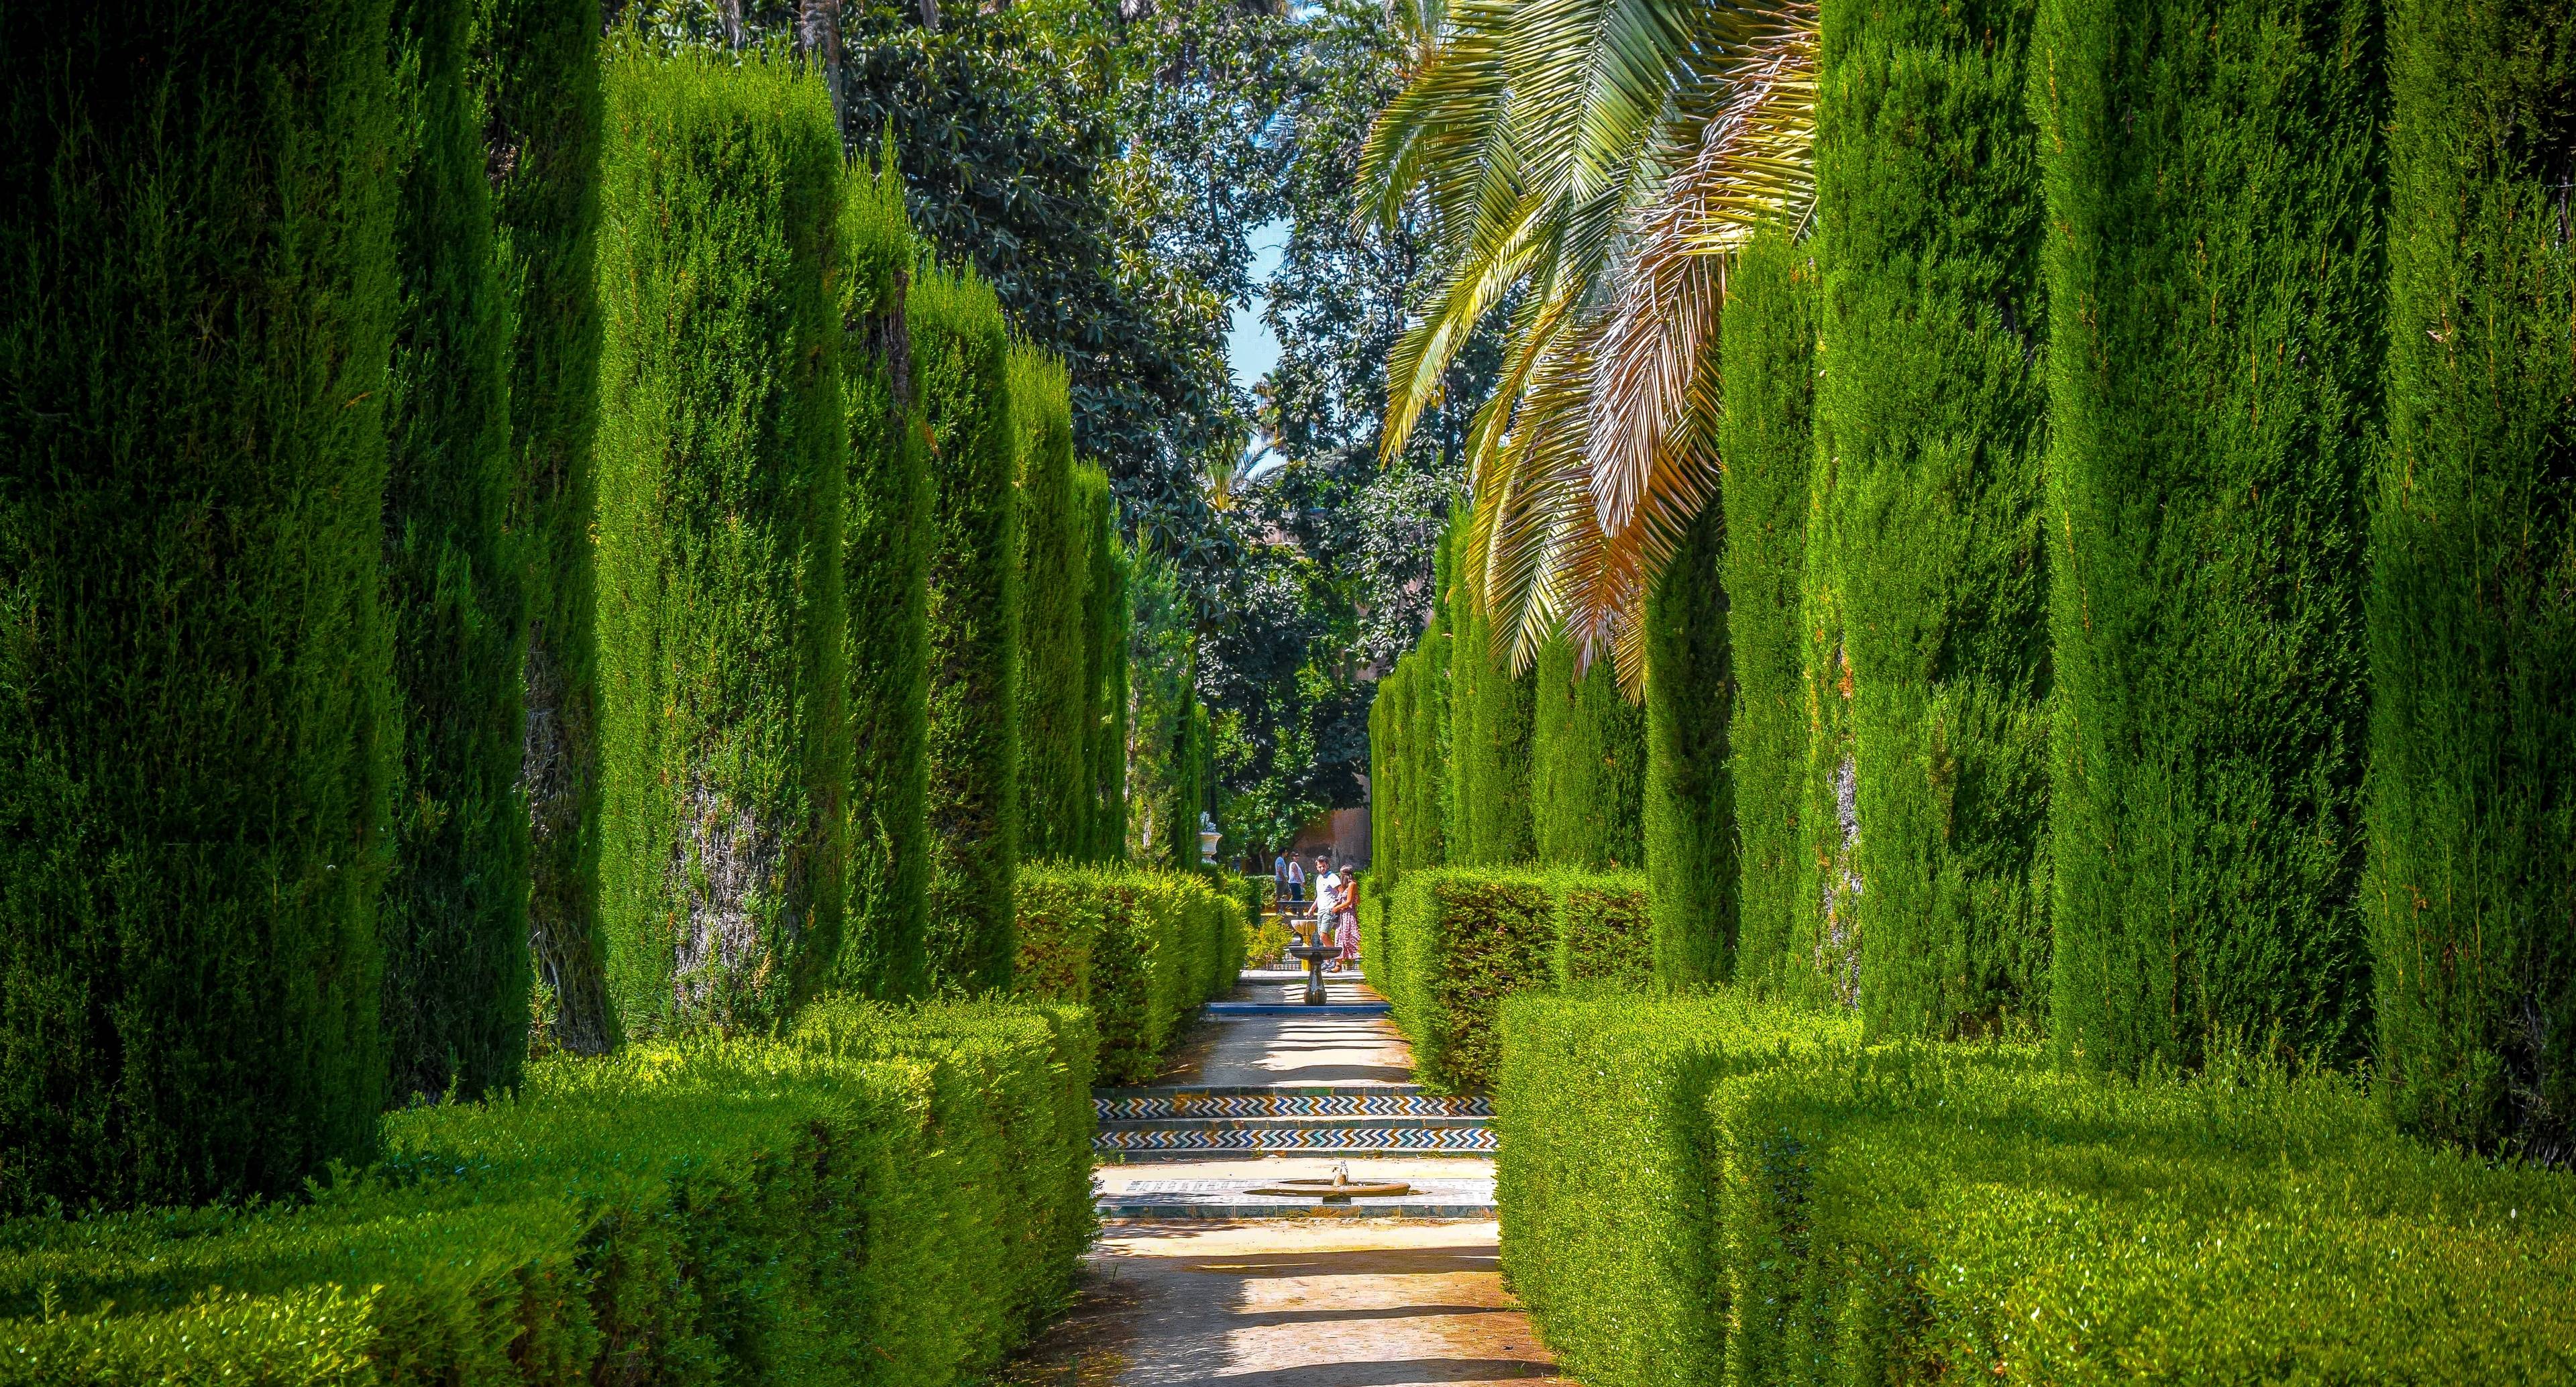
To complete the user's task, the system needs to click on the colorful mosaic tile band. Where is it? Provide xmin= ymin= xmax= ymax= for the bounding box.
xmin=1091 ymin=1124 xmax=1497 ymax=1156
xmin=1095 ymin=1089 xmax=1492 ymax=1121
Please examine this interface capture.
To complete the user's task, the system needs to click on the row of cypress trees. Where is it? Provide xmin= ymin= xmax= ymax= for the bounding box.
xmin=1371 ymin=0 xmax=2576 ymax=1157
xmin=1370 ymin=0 xmax=2576 ymax=1158
xmin=0 ymin=11 xmax=1134 ymax=1212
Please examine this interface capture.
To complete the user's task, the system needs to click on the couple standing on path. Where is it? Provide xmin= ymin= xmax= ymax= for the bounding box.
xmin=1277 ymin=851 xmax=1360 ymax=971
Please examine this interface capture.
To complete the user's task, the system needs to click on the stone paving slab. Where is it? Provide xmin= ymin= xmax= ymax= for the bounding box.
xmin=1002 ymin=1220 xmax=1566 ymax=1385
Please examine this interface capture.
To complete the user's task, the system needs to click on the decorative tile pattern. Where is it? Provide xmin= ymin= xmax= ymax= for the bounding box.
xmin=1091 ymin=1124 xmax=1497 ymax=1156
xmin=1095 ymin=1089 xmax=1492 ymax=1121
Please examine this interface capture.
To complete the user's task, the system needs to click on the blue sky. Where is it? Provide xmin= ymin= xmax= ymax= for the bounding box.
xmin=1226 ymin=218 xmax=1291 ymax=396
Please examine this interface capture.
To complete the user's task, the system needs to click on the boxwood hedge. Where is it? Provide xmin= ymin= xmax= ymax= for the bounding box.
xmin=1016 ymin=867 xmax=1244 ymax=1084
xmin=0 ymin=1001 xmax=1096 ymax=1387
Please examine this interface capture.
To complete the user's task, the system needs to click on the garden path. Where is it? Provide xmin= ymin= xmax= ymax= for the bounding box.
xmin=1008 ymin=961 xmax=1568 ymax=1385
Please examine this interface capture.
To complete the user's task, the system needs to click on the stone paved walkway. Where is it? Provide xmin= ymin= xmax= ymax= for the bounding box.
xmin=1009 ymin=964 xmax=1569 ymax=1385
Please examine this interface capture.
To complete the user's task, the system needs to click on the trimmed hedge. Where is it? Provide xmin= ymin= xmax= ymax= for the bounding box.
xmin=1717 ymin=229 xmax=1817 ymax=999
xmin=1014 ymin=347 xmax=1089 ymax=861
xmin=1495 ymin=995 xmax=1859 ymax=1387
xmin=1642 ymin=504 xmax=1734 ymax=987
xmin=2035 ymin=0 xmax=2383 ymax=1071
xmin=380 ymin=0 xmax=531 ymax=1105
xmin=474 ymin=0 xmax=614 ymax=1056
xmin=1552 ymin=873 xmax=1653 ymax=990
xmin=1382 ymin=872 xmax=1556 ymax=1091
xmin=1531 ymin=637 xmax=1646 ymax=872
xmin=1498 ymin=993 xmax=2576 ymax=1387
xmin=0 ymin=1000 xmax=1097 ymax=1387
xmin=1816 ymin=0 xmax=2051 ymax=1040
xmin=1016 ymin=867 xmax=1243 ymax=1084
xmin=594 ymin=46 xmax=848 ymax=1034
xmin=1077 ymin=466 xmax=1129 ymax=863
xmin=0 ymin=0 xmax=402 ymax=1210
xmin=839 ymin=149 xmax=933 ymax=1001
xmin=1716 ymin=1048 xmax=2574 ymax=1384
xmin=914 ymin=263 xmax=1021 ymax=992
xmin=2369 ymin=0 xmax=2576 ymax=1156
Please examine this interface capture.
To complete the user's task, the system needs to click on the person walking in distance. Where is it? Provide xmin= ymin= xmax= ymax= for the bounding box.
xmin=1275 ymin=851 xmax=1303 ymax=914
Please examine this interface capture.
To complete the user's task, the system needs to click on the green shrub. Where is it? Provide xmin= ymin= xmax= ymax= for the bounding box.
xmin=1531 ymin=638 xmax=1646 ymax=871
xmin=915 ymin=264 xmax=1022 ymax=990
xmin=1713 ymin=1047 xmax=2576 ymax=1384
xmin=593 ymin=46 xmax=848 ymax=1035
xmin=1444 ymin=587 xmax=1535 ymax=867
xmin=1719 ymin=232 xmax=1821 ymax=1002
xmin=0 ymin=0 xmax=402 ymax=1211
xmin=1012 ymin=866 xmax=1102 ymax=1004
xmin=1018 ymin=869 xmax=1236 ymax=1084
xmin=2035 ymin=0 xmax=2382 ymax=1072
xmin=1816 ymin=0 xmax=2051 ymax=1040
xmin=472 ymin=0 xmax=614 ymax=1056
xmin=1643 ymin=505 xmax=1735 ymax=988
xmin=1384 ymin=872 xmax=1554 ymax=1091
xmin=380 ymin=0 xmax=531 ymax=1105
xmin=1494 ymin=995 xmax=1858 ymax=1387
xmin=1077 ymin=467 xmax=1129 ymax=863
xmin=0 ymin=1001 xmax=1096 ymax=1387
xmin=2369 ymin=0 xmax=2576 ymax=1156
xmin=1014 ymin=347 xmax=1089 ymax=861
xmin=838 ymin=148 xmax=933 ymax=1001
xmin=1552 ymin=873 xmax=1653 ymax=990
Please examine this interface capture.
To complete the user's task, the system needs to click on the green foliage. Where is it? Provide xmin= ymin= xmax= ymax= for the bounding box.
xmin=1644 ymin=506 xmax=1735 ymax=989
xmin=1495 ymin=995 xmax=1858 ymax=1387
xmin=593 ymin=46 xmax=848 ymax=1035
xmin=2369 ymin=0 xmax=2576 ymax=1157
xmin=914 ymin=263 xmax=1022 ymax=993
xmin=1125 ymin=551 xmax=1196 ymax=869
xmin=2036 ymin=0 xmax=2383 ymax=1071
xmin=472 ymin=0 xmax=612 ymax=1056
xmin=1720 ymin=230 xmax=1821 ymax=1003
xmin=1014 ymin=347 xmax=1091 ymax=861
xmin=1532 ymin=639 xmax=1646 ymax=871
xmin=1498 ymin=994 xmax=2576 ymax=1386
xmin=839 ymin=148 xmax=933 ymax=1002
xmin=380 ymin=0 xmax=530 ymax=1105
xmin=0 ymin=0 xmax=400 ymax=1210
xmin=1018 ymin=869 xmax=1242 ymax=1084
xmin=1552 ymin=874 xmax=1655 ymax=990
xmin=1383 ymin=872 xmax=1555 ymax=1091
xmin=1715 ymin=1046 xmax=2575 ymax=1384
xmin=0 ymin=1001 xmax=1095 ymax=1387
xmin=1816 ymin=0 xmax=2052 ymax=1040
xmin=1077 ymin=467 xmax=1130 ymax=863
xmin=1444 ymin=589 xmax=1536 ymax=867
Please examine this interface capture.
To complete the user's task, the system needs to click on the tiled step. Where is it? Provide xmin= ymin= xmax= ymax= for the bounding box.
xmin=1093 ymin=1083 xmax=1493 ymax=1158
xmin=1095 ymin=1176 xmax=1496 ymax=1219
xmin=1095 ymin=1086 xmax=1489 ymax=1121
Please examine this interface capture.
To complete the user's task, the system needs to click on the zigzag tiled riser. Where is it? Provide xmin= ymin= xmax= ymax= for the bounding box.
xmin=1094 ymin=1124 xmax=1497 ymax=1156
xmin=1095 ymin=1088 xmax=1491 ymax=1122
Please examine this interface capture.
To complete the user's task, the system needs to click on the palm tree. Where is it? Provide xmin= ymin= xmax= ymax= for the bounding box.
xmin=1363 ymin=0 xmax=1815 ymax=684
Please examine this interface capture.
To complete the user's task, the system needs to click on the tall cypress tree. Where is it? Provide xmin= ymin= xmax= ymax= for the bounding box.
xmin=1532 ymin=638 xmax=1646 ymax=871
xmin=1644 ymin=504 xmax=1736 ymax=987
xmin=1415 ymin=526 xmax=1456 ymax=869
xmin=1375 ymin=659 xmax=1416 ymax=880
xmin=2370 ymin=0 xmax=2576 ymax=1154
xmin=1014 ymin=347 xmax=1089 ymax=862
xmin=380 ymin=0 xmax=529 ymax=1105
xmin=1077 ymin=465 xmax=1128 ymax=863
xmin=474 ymin=0 xmax=611 ymax=1056
xmin=0 ymin=0 xmax=400 ymax=1210
xmin=915 ymin=264 xmax=1021 ymax=990
xmin=1817 ymin=0 xmax=2053 ymax=1039
xmin=2037 ymin=0 xmax=2384 ymax=1071
xmin=593 ymin=48 xmax=848 ymax=1034
xmin=839 ymin=148 xmax=932 ymax=1001
xmin=1721 ymin=231 xmax=1821 ymax=999
xmin=1446 ymin=584 xmax=1536 ymax=867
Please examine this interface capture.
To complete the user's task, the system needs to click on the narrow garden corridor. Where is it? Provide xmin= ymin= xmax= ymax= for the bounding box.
xmin=1012 ymin=964 xmax=1566 ymax=1384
